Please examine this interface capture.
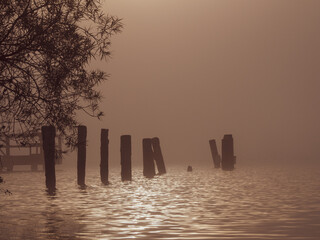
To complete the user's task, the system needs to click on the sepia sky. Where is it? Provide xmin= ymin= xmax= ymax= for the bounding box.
xmin=75 ymin=0 xmax=320 ymax=167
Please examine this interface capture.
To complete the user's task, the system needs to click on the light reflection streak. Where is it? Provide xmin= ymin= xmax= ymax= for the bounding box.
xmin=0 ymin=166 xmax=320 ymax=239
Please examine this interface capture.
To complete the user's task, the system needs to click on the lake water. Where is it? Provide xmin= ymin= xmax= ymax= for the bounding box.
xmin=0 ymin=165 xmax=320 ymax=240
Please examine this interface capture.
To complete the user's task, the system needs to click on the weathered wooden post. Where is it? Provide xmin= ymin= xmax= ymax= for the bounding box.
xmin=100 ymin=129 xmax=109 ymax=184
xmin=151 ymin=137 xmax=166 ymax=174
xmin=41 ymin=126 xmax=56 ymax=192
xmin=77 ymin=125 xmax=87 ymax=186
xmin=209 ymin=139 xmax=221 ymax=168
xmin=120 ymin=135 xmax=132 ymax=181
xmin=221 ymin=134 xmax=235 ymax=171
xmin=143 ymin=138 xmax=155 ymax=178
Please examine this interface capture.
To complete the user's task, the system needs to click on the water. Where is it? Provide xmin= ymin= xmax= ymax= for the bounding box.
xmin=1 ymin=166 xmax=320 ymax=240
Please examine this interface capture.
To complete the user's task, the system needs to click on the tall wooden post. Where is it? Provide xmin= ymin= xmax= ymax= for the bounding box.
xmin=100 ymin=129 xmax=109 ymax=184
xmin=41 ymin=126 xmax=56 ymax=192
xmin=77 ymin=126 xmax=87 ymax=186
xmin=221 ymin=134 xmax=235 ymax=171
xmin=143 ymin=138 xmax=155 ymax=178
xmin=120 ymin=135 xmax=132 ymax=181
xmin=152 ymin=137 xmax=166 ymax=174
xmin=209 ymin=139 xmax=221 ymax=168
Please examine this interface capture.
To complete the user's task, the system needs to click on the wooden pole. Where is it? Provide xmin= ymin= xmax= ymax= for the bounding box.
xmin=100 ymin=129 xmax=109 ymax=184
xmin=221 ymin=134 xmax=235 ymax=171
xmin=77 ymin=125 xmax=87 ymax=186
xmin=120 ymin=135 xmax=132 ymax=181
xmin=209 ymin=139 xmax=221 ymax=168
xmin=151 ymin=137 xmax=166 ymax=174
xmin=143 ymin=138 xmax=155 ymax=178
xmin=41 ymin=126 xmax=56 ymax=192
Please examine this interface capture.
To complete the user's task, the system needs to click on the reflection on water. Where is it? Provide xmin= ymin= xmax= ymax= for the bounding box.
xmin=1 ymin=166 xmax=320 ymax=240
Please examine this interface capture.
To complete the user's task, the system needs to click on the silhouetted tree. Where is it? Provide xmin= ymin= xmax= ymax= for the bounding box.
xmin=0 ymin=0 xmax=122 ymax=146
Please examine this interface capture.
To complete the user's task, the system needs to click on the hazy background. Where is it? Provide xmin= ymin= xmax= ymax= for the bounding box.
xmin=66 ymin=0 xmax=320 ymax=168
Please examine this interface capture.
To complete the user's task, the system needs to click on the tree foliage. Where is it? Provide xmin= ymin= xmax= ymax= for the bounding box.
xmin=0 ymin=0 xmax=122 ymax=146
xmin=0 ymin=176 xmax=11 ymax=195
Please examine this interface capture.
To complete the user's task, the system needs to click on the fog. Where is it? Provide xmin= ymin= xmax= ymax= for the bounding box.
xmin=66 ymin=0 xmax=320 ymax=168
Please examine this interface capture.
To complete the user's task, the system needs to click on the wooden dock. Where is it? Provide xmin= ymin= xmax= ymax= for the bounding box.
xmin=0 ymin=134 xmax=62 ymax=171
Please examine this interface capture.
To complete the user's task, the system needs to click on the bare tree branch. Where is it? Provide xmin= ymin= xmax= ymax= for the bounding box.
xmin=0 ymin=0 xmax=122 ymax=147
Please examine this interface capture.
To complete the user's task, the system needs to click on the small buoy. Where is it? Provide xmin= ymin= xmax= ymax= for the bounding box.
xmin=187 ymin=166 xmax=192 ymax=172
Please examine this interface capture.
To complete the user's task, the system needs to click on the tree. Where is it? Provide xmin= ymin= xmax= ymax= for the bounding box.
xmin=0 ymin=0 xmax=122 ymax=146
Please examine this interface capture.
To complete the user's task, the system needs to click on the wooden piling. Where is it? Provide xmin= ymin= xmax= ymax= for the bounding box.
xmin=143 ymin=138 xmax=155 ymax=178
xmin=41 ymin=126 xmax=56 ymax=192
xmin=120 ymin=135 xmax=132 ymax=181
xmin=151 ymin=137 xmax=166 ymax=174
xmin=209 ymin=139 xmax=221 ymax=168
xmin=100 ymin=129 xmax=109 ymax=184
xmin=221 ymin=134 xmax=235 ymax=171
xmin=77 ymin=125 xmax=87 ymax=186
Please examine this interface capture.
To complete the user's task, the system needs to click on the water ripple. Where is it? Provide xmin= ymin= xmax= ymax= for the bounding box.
xmin=0 ymin=166 xmax=320 ymax=239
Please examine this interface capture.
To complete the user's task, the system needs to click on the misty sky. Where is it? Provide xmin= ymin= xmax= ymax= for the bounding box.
xmin=74 ymin=0 xmax=320 ymax=167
